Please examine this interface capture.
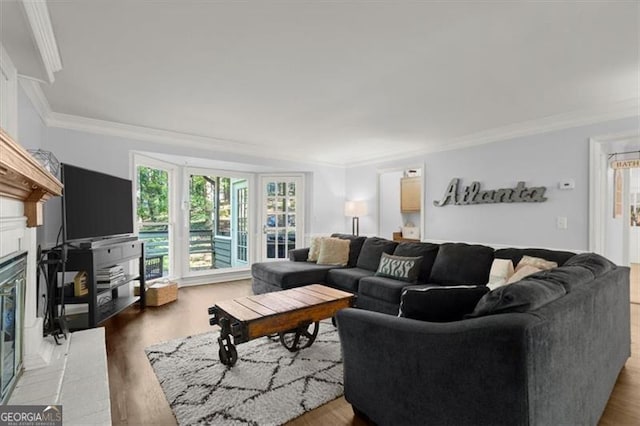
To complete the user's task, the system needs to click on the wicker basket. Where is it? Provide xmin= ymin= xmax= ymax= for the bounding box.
xmin=140 ymin=282 xmax=178 ymax=306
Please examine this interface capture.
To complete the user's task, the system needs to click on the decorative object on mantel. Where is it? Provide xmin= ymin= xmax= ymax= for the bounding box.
xmin=345 ymin=200 xmax=367 ymax=236
xmin=26 ymin=149 xmax=60 ymax=177
xmin=434 ymin=178 xmax=547 ymax=207
xmin=0 ymin=128 xmax=63 ymax=226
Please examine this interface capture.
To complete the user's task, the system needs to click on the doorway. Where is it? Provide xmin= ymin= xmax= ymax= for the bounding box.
xmin=589 ymin=133 xmax=640 ymax=304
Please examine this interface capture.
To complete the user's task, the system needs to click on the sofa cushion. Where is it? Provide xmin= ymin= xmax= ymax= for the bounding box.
xmin=331 ymin=233 xmax=367 ymax=267
xmin=563 ymin=253 xmax=616 ymax=277
xmin=251 ymin=261 xmax=336 ymax=290
xmin=375 ymin=253 xmax=422 ymax=283
xmin=467 ymin=276 xmax=567 ymax=317
xmin=359 ymin=276 xmax=416 ymax=304
xmin=528 ymin=265 xmax=595 ymax=293
xmin=317 ymin=238 xmax=350 ymax=266
xmin=495 ymin=248 xmax=575 ymax=267
xmin=393 ymin=242 xmax=440 ymax=282
xmin=429 ymin=243 xmax=494 ymax=285
xmin=326 ymin=267 xmax=374 ymax=292
xmin=356 ymin=237 xmax=399 ymax=272
xmin=399 ymin=285 xmax=489 ymax=322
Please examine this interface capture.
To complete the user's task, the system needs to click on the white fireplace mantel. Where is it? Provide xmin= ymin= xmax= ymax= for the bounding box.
xmin=0 ymin=127 xmax=63 ymax=226
xmin=0 ymin=127 xmax=62 ymax=370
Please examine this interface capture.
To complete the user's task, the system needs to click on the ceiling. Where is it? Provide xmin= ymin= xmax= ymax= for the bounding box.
xmin=2 ymin=1 xmax=639 ymax=166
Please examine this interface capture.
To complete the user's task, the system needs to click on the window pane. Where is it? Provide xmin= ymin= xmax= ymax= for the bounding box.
xmin=137 ymin=166 xmax=169 ymax=223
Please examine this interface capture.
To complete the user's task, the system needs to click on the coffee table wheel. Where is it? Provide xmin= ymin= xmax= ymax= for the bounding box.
xmin=218 ymin=338 xmax=238 ymax=366
xmin=279 ymin=321 xmax=319 ymax=352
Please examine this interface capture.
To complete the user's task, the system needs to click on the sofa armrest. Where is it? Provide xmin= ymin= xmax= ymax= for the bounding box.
xmin=288 ymin=248 xmax=310 ymax=262
xmin=336 ymin=308 xmax=537 ymax=426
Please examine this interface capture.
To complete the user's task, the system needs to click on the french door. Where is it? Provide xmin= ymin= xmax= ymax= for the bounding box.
xmin=136 ymin=162 xmax=173 ymax=279
xmin=260 ymin=175 xmax=304 ymax=261
xmin=232 ymin=180 xmax=249 ymax=266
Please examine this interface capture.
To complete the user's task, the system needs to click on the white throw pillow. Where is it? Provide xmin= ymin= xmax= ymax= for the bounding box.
xmin=487 ymin=258 xmax=515 ymax=290
xmin=507 ymin=264 xmax=543 ymax=284
xmin=515 ymin=255 xmax=557 ymax=272
xmin=307 ymin=236 xmax=326 ymax=262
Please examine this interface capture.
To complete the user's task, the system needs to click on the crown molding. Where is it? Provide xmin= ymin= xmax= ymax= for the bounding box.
xmin=45 ymin=111 xmax=342 ymax=168
xmin=20 ymin=0 xmax=62 ymax=83
xmin=347 ymin=97 xmax=640 ymax=167
xmin=18 ymin=77 xmax=639 ymax=169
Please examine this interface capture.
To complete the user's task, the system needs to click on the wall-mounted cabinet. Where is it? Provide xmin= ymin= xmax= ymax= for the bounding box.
xmin=401 ymin=177 xmax=421 ymax=212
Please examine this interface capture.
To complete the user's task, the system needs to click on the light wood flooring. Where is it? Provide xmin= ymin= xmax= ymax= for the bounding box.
xmin=104 ymin=280 xmax=639 ymax=426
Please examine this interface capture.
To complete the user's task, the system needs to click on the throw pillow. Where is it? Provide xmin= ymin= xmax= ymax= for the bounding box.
xmin=487 ymin=258 xmax=515 ymax=290
xmin=399 ymin=285 xmax=490 ymax=322
xmin=516 ymin=255 xmax=557 ymax=272
xmin=316 ymin=238 xmax=350 ymax=266
xmin=375 ymin=253 xmax=423 ymax=283
xmin=507 ymin=264 xmax=542 ymax=284
xmin=429 ymin=243 xmax=494 ymax=285
xmin=467 ymin=277 xmax=566 ymax=318
xmin=307 ymin=236 xmax=325 ymax=262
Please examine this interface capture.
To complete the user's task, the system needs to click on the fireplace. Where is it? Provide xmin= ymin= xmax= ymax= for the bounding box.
xmin=0 ymin=251 xmax=26 ymax=403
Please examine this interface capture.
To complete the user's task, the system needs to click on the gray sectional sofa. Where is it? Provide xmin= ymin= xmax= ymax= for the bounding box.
xmin=250 ymin=234 xmax=631 ymax=425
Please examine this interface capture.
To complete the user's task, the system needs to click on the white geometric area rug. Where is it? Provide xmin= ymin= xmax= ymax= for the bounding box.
xmin=145 ymin=321 xmax=343 ymax=425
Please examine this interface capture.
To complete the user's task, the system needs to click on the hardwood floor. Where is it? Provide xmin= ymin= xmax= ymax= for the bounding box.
xmin=104 ymin=280 xmax=639 ymax=426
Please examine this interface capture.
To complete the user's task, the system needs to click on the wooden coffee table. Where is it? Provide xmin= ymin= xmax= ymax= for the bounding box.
xmin=208 ymin=284 xmax=355 ymax=366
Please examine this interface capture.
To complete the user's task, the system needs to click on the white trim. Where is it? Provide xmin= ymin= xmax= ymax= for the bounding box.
xmin=588 ymin=132 xmax=640 ymax=257
xmin=422 ymin=238 xmax=585 ymax=254
xmin=14 ymin=81 xmax=638 ymax=168
xmin=0 ymin=44 xmax=19 ymax=138
xmin=18 ymin=76 xmax=52 ymax=122
xmin=589 ymin=138 xmax=607 ymax=254
xmin=46 ymin=112 xmax=340 ymax=168
xmin=348 ymin=98 xmax=640 ymax=167
xmin=178 ymin=270 xmax=251 ymax=287
xmin=20 ymin=0 xmax=62 ymax=83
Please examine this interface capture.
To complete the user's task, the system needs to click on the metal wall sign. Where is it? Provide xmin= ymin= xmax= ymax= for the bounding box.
xmin=611 ymin=159 xmax=640 ymax=169
xmin=433 ymin=178 xmax=547 ymax=207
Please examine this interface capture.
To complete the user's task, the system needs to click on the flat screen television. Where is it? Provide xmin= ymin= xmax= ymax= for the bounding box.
xmin=61 ymin=163 xmax=134 ymax=242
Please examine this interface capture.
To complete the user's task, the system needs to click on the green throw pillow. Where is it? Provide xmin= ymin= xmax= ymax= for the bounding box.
xmin=375 ymin=253 xmax=423 ymax=283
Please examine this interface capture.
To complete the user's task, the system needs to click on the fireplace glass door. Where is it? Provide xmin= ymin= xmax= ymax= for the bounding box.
xmin=0 ymin=251 xmax=26 ymax=403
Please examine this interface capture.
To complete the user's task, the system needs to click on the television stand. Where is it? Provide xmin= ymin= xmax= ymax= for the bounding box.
xmin=50 ymin=239 xmax=146 ymax=329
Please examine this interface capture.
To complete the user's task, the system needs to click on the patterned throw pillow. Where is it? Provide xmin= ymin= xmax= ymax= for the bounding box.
xmin=316 ymin=238 xmax=350 ymax=266
xmin=375 ymin=253 xmax=423 ymax=283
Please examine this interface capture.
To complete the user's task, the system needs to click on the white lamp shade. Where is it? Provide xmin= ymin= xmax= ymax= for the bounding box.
xmin=345 ymin=200 xmax=368 ymax=217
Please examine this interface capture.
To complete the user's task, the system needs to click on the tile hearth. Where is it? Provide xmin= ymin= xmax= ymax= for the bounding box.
xmin=9 ymin=328 xmax=111 ymax=425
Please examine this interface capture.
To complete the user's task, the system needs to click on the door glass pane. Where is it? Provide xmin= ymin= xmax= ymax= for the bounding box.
xmin=137 ymin=166 xmax=170 ymax=278
xmin=189 ymin=174 xmax=249 ymax=271
xmin=263 ymin=178 xmax=300 ymax=260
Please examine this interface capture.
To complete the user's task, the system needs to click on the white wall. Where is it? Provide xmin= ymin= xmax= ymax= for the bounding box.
xmin=37 ymin=117 xmax=346 ymax=248
xmin=379 ymin=170 xmax=403 ymax=239
xmin=347 ymin=117 xmax=638 ymax=251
